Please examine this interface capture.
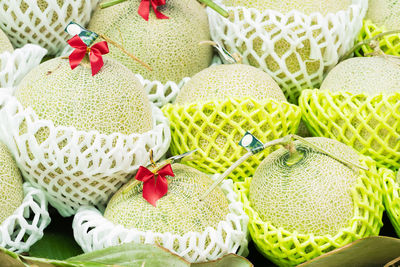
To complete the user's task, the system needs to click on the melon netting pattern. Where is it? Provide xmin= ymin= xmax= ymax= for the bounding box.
xmin=0 ymin=45 xmax=47 ymax=89
xmin=0 ymin=0 xmax=98 ymax=55
xmin=381 ymin=168 xmax=400 ymax=237
xmin=355 ymin=20 xmax=400 ymax=57
xmin=299 ymin=89 xmax=400 ymax=170
xmin=236 ymin=156 xmax=384 ymax=266
xmin=207 ymin=0 xmax=368 ymax=103
xmin=0 ymin=95 xmax=171 ymax=217
xmin=0 ymin=183 xmax=51 ymax=253
xmin=162 ymin=97 xmax=301 ymax=182
xmin=73 ymin=178 xmax=249 ymax=263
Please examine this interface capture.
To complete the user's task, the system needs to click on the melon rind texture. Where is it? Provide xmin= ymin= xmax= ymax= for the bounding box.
xmin=207 ymin=0 xmax=367 ymax=104
xmin=0 ymin=28 xmax=13 ymax=53
xmin=0 ymin=0 xmax=98 ymax=55
xmin=299 ymin=89 xmax=400 ymax=170
xmin=236 ymin=155 xmax=384 ymax=266
xmin=104 ymin=164 xmax=229 ymax=235
xmin=381 ymin=168 xmax=400 ymax=237
xmin=355 ymin=20 xmax=400 ymax=57
xmin=365 ymin=0 xmax=400 ymax=31
xmin=163 ymin=97 xmax=301 ymax=181
xmin=88 ymin=0 xmax=212 ymax=84
xmin=0 ymin=142 xmax=24 ymax=225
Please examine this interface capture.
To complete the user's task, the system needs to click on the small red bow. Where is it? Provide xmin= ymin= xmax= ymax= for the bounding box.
xmin=135 ymin=164 xmax=174 ymax=206
xmin=138 ymin=0 xmax=169 ymax=21
xmin=67 ymin=35 xmax=109 ymax=76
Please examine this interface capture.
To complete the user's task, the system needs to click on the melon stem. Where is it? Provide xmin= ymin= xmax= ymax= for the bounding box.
xmin=100 ymin=0 xmax=229 ymax=18
xmin=285 ymin=141 xmax=304 ymax=166
xmin=199 ymin=134 xmax=369 ymax=201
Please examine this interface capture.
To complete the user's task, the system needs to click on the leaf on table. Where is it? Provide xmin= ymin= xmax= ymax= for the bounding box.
xmin=192 ymin=253 xmax=254 ymax=267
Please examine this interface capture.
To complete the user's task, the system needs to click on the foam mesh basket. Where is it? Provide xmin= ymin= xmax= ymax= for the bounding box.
xmin=162 ymin=97 xmax=301 ymax=182
xmin=73 ymin=178 xmax=249 ymax=263
xmin=355 ymin=20 xmax=400 ymax=57
xmin=235 ymin=156 xmax=384 ymax=266
xmin=300 ymin=89 xmax=400 ymax=170
xmin=207 ymin=0 xmax=367 ymax=103
xmin=381 ymin=168 xmax=400 ymax=237
xmin=0 ymin=183 xmax=51 ymax=253
xmin=0 ymin=0 xmax=98 ymax=55
xmin=0 ymin=95 xmax=171 ymax=217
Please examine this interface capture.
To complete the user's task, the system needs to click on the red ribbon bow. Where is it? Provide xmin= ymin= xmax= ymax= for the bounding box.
xmin=67 ymin=35 xmax=109 ymax=76
xmin=135 ymin=164 xmax=174 ymax=206
xmin=138 ymin=0 xmax=169 ymax=21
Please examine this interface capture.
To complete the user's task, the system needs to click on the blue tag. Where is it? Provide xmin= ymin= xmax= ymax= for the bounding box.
xmin=65 ymin=22 xmax=98 ymax=46
xmin=239 ymin=132 xmax=264 ymax=154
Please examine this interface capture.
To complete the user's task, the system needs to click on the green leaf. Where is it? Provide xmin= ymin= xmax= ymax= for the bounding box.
xmin=299 ymin=236 xmax=400 ymax=267
xmin=68 ymin=242 xmax=190 ymax=267
xmin=192 ymin=254 xmax=253 ymax=267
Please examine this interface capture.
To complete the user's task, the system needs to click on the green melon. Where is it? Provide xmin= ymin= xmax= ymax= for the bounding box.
xmin=88 ymin=0 xmax=212 ymax=84
xmin=0 ymin=142 xmax=24 ymax=225
xmin=15 ymin=56 xmax=153 ymax=137
xmin=250 ymin=137 xmax=358 ymax=236
xmin=104 ymin=163 xmax=229 ymax=235
xmin=365 ymin=0 xmax=400 ymax=30
xmin=0 ymin=28 xmax=13 ymax=53
xmin=175 ymin=64 xmax=287 ymax=104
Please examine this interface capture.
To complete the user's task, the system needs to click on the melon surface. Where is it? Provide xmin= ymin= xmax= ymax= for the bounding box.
xmin=365 ymin=0 xmax=400 ymax=30
xmin=0 ymin=28 xmax=13 ymax=53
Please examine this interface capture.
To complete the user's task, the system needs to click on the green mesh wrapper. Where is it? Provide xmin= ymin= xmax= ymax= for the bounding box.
xmin=300 ymin=89 xmax=400 ymax=170
xmin=381 ymin=168 xmax=400 ymax=237
xmin=235 ymin=157 xmax=384 ymax=266
xmin=162 ymin=97 xmax=301 ymax=182
xmin=355 ymin=20 xmax=400 ymax=57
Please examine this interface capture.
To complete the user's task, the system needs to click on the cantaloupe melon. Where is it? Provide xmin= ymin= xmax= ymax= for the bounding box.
xmin=88 ymin=0 xmax=212 ymax=84
xmin=250 ymin=137 xmax=358 ymax=236
xmin=104 ymin=163 xmax=229 ymax=235
xmin=0 ymin=28 xmax=13 ymax=53
xmin=365 ymin=0 xmax=400 ymax=30
xmin=0 ymin=142 xmax=24 ymax=224
xmin=15 ymin=56 xmax=153 ymax=136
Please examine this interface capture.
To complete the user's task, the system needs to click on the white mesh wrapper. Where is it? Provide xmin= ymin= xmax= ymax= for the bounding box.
xmin=0 ymin=95 xmax=171 ymax=217
xmin=207 ymin=0 xmax=368 ymax=102
xmin=0 ymin=0 xmax=98 ymax=55
xmin=73 ymin=179 xmax=249 ymax=263
xmin=0 ymin=182 xmax=51 ymax=253
xmin=0 ymin=45 xmax=47 ymax=89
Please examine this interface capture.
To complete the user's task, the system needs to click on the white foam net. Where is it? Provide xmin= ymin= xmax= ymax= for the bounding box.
xmin=0 ymin=95 xmax=171 ymax=217
xmin=0 ymin=44 xmax=47 ymax=89
xmin=0 ymin=0 xmax=98 ymax=55
xmin=207 ymin=0 xmax=368 ymax=102
xmin=0 ymin=182 xmax=51 ymax=253
xmin=73 ymin=178 xmax=249 ymax=263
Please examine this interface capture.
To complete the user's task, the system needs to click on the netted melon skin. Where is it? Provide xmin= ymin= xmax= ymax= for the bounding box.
xmin=207 ymin=0 xmax=367 ymax=103
xmin=381 ymin=168 xmax=400 ymax=237
xmin=355 ymin=20 xmax=400 ymax=57
xmin=0 ymin=29 xmax=13 ymax=53
xmin=235 ymin=156 xmax=384 ymax=266
xmin=299 ymin=89 xmax=400 ymax=170
xmin=162 ymin=97 xmax=301 ymax=182
xmin=0 ymin=0 xmax=98 ymax=55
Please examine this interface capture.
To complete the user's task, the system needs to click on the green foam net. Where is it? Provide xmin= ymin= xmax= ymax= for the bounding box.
xmin=235 ymin=156 xmax=384 ymax=266
xmin=355 ymin=20 xmax=400 ymax=57
xmin=381 ymin=168 xmax=400 ymax=237
xmin=299 ymin=89 xmax=400 ymax=170
xmin=162 ymin=97 xmax=301 ymax=182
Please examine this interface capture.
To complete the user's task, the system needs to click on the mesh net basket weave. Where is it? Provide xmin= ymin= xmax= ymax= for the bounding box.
xmin=73 ymin=178 xmax=249 ymax=263
xmin=355 ymin=20 xmax=400 ymax=57
xmin=0 ymin=95 xmax=171 ymax=217
xmin=0 ymin=182 xmax=51 ymax=253
xmin=0 ymin=0 xmax=98 ymax=55
xmin=381 ymin=168 xmax=400 ymax=237
xmin=0 ymin=44 xmax=47 ymax=89
xmin=162 ymin=97 xmax=301 ymax=182
xmin=207 ymin=0 xmax=368 ymax=103
xmin=299 ymin=89 xmax=400 ymax=170
xmin=235 ymin=156 xmax=384 ymax=266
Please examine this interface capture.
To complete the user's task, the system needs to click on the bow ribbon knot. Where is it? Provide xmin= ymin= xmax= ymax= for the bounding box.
xmin=135 ymin=163 xmax=174 ymax=206
xmin=68 ymin=35 xmax=109 ymax=76
xmin=138 ymin=0 xmax=169 ymax=21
